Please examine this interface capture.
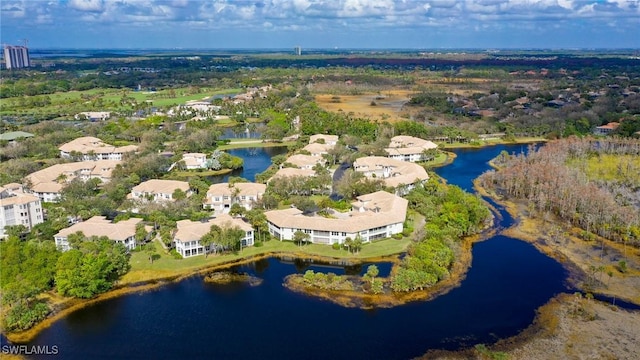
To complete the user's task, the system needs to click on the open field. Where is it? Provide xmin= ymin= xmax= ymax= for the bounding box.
xmin=568 ymin=154 xmax=640 ymax=184
xmin=315 ymin=90 xmax=413 ymax=122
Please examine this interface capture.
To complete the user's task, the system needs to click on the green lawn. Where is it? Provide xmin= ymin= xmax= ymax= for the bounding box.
xmin=0 ymin=87 xmax=243 ymax=115
xmin=123 ymin=237 xmax=410 ymax=284
xmin=420 ymin=151 xmax=449 ymax=168
xmin=438 ymin=137 xmax=546 ymax=149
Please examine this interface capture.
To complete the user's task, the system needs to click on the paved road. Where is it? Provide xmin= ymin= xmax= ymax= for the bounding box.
xmin=331 ymin=161 xmax=351 ymax=200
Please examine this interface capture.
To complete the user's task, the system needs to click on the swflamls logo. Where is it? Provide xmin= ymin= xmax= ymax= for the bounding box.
xmin=1 ymin=345 xmax=59 ymax=355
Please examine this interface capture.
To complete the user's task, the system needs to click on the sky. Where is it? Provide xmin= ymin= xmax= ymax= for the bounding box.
xmin=1 ymin=0 xmax=639 ymax=49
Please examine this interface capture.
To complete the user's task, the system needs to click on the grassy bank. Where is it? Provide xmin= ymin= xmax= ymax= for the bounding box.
xmin=217 ymin=140 xmax=296 ymax=150
xmin=123 ymin=237 xmax=412 ymax=284
xmin=438 ymin=136 xmax=546 ymax=149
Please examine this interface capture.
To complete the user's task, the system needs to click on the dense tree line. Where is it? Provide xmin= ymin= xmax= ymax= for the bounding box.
xmin=478 ymin=137 xmax=640 ymax=246
xmin=0 ymin=233 xmax=131 ymax=331
xmin=391 ymin=179 xmax=491 ymax=292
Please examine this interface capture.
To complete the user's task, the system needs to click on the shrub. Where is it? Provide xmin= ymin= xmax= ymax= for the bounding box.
xmin=169 ymin=249 xmax=183 ymax=259
xmin=618 ymin=260 xmax=627 ymax=273
xmin=332 ymin=243 xmax=341 ymax=250
xmin=254 ymin=241 xmax=263 ymax=248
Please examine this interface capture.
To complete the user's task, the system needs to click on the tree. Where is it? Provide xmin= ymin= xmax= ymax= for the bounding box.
xmin=222 ymin=225 xmax=245 ymax=253
xmin=55 ymin=239 xmax=130 ymax=298
xmin=144 ymin=243 xmax=157 ymax=263
xmin=135 ymin=223 xmax=148 ymax=248
xmin=293 ymin=230 xmax=310 ymax=247
xmin=229 ymin=203 xmax=245 ymax=217
xmin=172 ymin=188 xmax=187 ymax=201
xmin=352 ymin=234 xmax=364 ymax=254
xmin=364 ymin=265 xmax=383 ymax=294
xmin=67 ymin=231 xmax=86 ymax=250
xmin=245 ymin=209 xmax=268 ymax=242
xmin=201 ymin=224 xmax=222 ymax=257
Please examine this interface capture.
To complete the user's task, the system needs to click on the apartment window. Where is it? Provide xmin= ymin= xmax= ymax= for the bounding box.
xmin=241 ymin=196 xmax=246 ymax=200
xmin=305 ymin=229 xmax=312 ymax=234
xmin=341 ymin=232 xmax=347 ymax=236
xmin=331 ymin=231 xmax=340 ymax=236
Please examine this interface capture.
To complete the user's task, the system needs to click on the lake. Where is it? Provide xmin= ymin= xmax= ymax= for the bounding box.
xmin=23 ymin=143 xmax=571 ymax=360
xmin=209 ymin=146 xmax=288 ymax=182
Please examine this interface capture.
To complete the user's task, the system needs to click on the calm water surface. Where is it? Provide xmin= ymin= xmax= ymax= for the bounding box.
xmin=209 ymin=146 xmax=288 ymax=182
xmin=25 ymin=143 xmax=570 ymax=360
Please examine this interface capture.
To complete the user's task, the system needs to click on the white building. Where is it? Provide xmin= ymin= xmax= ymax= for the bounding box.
xmin=353 ymin=156 xmax=429 ymax=195
xmin=25 ymin=160 xmax=120 ymax=202
xmin=385 ymin=135 xmax=438 ymax=162
xmin=283 ymin=154 xmax=325 ymax=170
xmin=54 ymin=216 xmax=144 ymax=252
xmin=129 ymin=179 xmax=191 ymax=203
xmin=266 ymin=191 xmax=407 ymax=245
xmin=204 ymin=182 xmax=266 ymax=213
xmin=309 ymin=134 xmax=339 ymax=146
xmin=174 ymin=214 xmax=254 ymax=258
xmin=59 ymin=137 xmax=138 ymax=161
xmin=75 ymin=112 xmax=112 ymax=121
xmin=3 ymin=45 xmax=30 ymax=70
xmin=0 ymin=184 xmax=43 ymax=238
xmin=180 ymin=153 xmax=208 ymax=170
xmin=302 ymin=142 xmax=333 ymax=157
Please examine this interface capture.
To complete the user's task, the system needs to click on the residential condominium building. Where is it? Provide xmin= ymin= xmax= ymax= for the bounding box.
xmin=353 ymin=156 xmax=429 ymax=195
xmin=180 ymin=153 xmax=208 ymax=169
xmin=385 ymin=135 xmax=438 ymax=162
xmin=3 ymin=45 xmax=30 ymax=70
xmin=283 ymin=154 xmax=325 ymax=170
xmin=0 ymin=184 xmax=43 ymax=238
xmin=309 ymin=134 xmax=339 ymax=145
xmin=54 ymin=216 xmax=145 ymax=252
xmin=129 ymin=179 xmax=191 ymax=203
xmin=204 ymin=182 xmax=266 ymax=213
xmin=266 ymin=191 xmax=407 ymax=245
xmin=25 ymin=160 xmax=120 ymax=202
xmin=59 ymin=136 xmax=138 ymax=161
xmin=173 ymin=214 xmax=254 ymax=258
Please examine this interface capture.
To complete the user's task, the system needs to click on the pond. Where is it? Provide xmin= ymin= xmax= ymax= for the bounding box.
xmin=208 ymin=146 xmax=288 ymax=182
xmin=23 ymin=143 xmax=571 ymax=360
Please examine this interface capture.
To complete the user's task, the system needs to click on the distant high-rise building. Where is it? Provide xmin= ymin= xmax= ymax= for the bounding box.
xmin=3 ymin=45 xmax=31 ymax=69
xmin=294 ymin=46 xmax=302 ymax=56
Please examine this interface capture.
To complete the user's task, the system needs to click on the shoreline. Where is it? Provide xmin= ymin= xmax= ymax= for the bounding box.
xmin=474 ymin=179 xmax=640 ymax=306
xmin=282 ymin=232 xmax=486 ymax=310
xmin=3 ymin=248 xmax=410 ymax=344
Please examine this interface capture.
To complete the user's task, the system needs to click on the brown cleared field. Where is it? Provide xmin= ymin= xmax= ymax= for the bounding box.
xmin=315 ymin=90 xmax=413 ymax=122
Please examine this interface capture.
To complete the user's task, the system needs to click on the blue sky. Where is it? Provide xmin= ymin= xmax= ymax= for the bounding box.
xmin=1 ymin=0 xmax=639 ymax=49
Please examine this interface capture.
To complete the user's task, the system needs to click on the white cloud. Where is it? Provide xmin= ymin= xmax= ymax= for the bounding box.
xmin=68 ymin=0 xmax=104 ymax=12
